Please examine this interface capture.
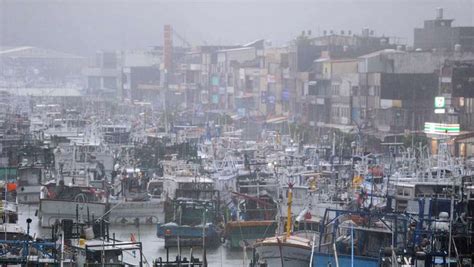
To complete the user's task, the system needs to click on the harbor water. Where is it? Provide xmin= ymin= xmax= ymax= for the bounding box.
xmin=18 ymin=204 xmax=251 ymax=267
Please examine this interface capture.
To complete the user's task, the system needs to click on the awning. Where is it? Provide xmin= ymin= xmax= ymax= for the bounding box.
xmin=266 ymin=116 xmax=288 ymax=124
xmin=317 ymin=123 xmax=355 ymax=133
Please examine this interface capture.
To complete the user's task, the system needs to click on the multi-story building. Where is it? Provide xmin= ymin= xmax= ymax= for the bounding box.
xmin=83 ymin=51 xmax=122 ymax=98
xmin=259 ymin=47 xmax=292 ymax=117
xmin=293 ymin=29 xmax=399 ymax=131
xmin=358 ymin=49 xmax=440 ymax=134
xmin=309 ymin=58 xmax=359 ymax=132
xmin=215 ymin=40 xmax=265 ymax=112
xmin=414 ymin=8 xmax=474 ymax=52
xmin=121 ymin=48 xmax=161 ymax=101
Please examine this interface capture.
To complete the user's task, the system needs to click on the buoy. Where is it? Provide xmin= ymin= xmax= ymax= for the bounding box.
xmin=84 ymin=227 xmax=95 ymax=240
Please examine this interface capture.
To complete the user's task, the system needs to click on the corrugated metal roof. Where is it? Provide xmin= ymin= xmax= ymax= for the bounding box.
xmin=358 ymin=49 xmax=404 ymax=59
xmin=1 ymin=88 xmax=83 ymax=97
xmin=0 ymin=46 xmax=84 ymax=59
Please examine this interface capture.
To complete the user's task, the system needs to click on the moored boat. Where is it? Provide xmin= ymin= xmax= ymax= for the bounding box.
xmin=251 ymin=183 xmax=318 ymax=267
xmin=38 ymin=180 xmax=107 ymax=227
xmin=224 ymin=192 xmax=277 ymax=249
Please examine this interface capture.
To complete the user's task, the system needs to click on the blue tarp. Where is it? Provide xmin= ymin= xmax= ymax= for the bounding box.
xmin=312 ymin=252 xmax=379 ymax=267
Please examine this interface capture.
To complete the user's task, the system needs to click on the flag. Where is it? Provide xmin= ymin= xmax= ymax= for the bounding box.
xmin=7 ymin=183 xmax=17 ymax=192
xmin=130 ymin=233 xmax=136 ymax=242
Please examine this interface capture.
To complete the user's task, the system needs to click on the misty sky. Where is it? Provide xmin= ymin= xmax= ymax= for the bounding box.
xmin=1 ymin=0 xmax=473 ymax=56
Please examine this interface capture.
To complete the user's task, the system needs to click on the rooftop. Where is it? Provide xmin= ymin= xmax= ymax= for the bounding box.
xmin=0 ymin=46 xmax=84 ymax=59
xmin=358 ymin=49 xmax=405 ymax=59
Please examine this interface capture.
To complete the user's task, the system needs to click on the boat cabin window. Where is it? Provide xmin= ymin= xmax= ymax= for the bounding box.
xmin=0 ymin=185 xmax=17 ymax=202
xmin=87 ymin=249 xmax=122 ymax=265
xmin=18 ymin=168 xmax=42 ymax=186
xmin=397 ymin=187 xmax=412 ymax=197
xmin=295 ymin=220 xmax=320 ymax=231
xmin=148 ymin=181 xmax=163 ymax=197
xmin=178 ymin=181 xmax=213 ymax=191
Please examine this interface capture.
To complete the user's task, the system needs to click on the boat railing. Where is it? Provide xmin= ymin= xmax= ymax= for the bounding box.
xmin=84 ymin=264 xmax=127 ymax=267
xmin=332 ymin=242 xmax=340 ymax=267
xmin=391 ymin=247 xmax=399 ymax=267
xmin=451 ymin=236 xmax=460 ymax=266
xmin=416 ymin=193 xmax=458 ymax=199
xmin=292 ymin=230 xmax=320 ymax=240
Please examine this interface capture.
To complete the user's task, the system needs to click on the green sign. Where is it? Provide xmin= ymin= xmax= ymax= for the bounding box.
xmin=434 ymin=96 xmax=445 ymax=108
xmin=424 ymin=122 xmax=460 ymax=135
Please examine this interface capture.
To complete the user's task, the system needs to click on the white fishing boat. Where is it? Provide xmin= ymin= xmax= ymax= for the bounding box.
xmin=38 ymin=180 xmax=107 ymax=227
xmin=212 ymin=152 xmax=239 ymax=204
xmin=253 ymin=234 xmax=315 ymax=267
xmin=17 ymin=164 xmax=50 ymax=204
xmin=108 ymin=167 xmax=165 ymax=225
xmin=253 ymin=184 xmax=318 ymax=267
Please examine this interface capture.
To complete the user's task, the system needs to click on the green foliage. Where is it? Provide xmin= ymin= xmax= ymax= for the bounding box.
xmin=218 ymin=114 xmax=233 ymax=125
xmin=290 ymin=123 xmax=314 ymax=143
xmin=295 ymin=33 xmax=312 ymax=46
xmin=401 ymin=134 xmax=428 ymax=149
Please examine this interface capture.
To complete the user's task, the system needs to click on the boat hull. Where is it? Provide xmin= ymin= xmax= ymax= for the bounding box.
xmin=312 ymin=252 xmax=379 ymax=267
xmin=17 ymin=185 xmax=41 ymax=204
xmin=225 ymin=220 xmax=277 ymax=249
xmin=253 ymin=236 xmax=312 ymax=267
xmin=108 ymin=199 xmax=164 ymax=225
xmin=38 ymin=199 xmax=106 ymax=227
xmin=157 ymin=224 xmax=220 ymax=248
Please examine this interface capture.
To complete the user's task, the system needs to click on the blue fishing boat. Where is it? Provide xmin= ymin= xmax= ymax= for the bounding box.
xmin=156 ymin=169 xmax=221 ymax=248
xmin=157 ymin=199 xmax=220 ymax=248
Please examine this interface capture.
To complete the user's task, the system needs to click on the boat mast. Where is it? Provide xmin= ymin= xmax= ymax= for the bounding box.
xmin=202 ymin=208 xmax=207 ymax=265
xmin=285 ymin=182 xmax=294 ymax=239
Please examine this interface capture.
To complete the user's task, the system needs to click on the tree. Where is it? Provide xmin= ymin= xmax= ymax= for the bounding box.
xmin=401 ymin=134 xmax=428 ymax=149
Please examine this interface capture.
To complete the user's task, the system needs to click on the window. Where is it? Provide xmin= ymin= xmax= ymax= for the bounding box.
xmin=368 ymin=86 xmax=375 ymax=96
xmin=352 ymin=86 xmax=359 ymax=96
xmin=103 ymin=77 xmax=117 ymax=89
xmin=375 ymin=86 xmax=381 ymax=96
xmin=88 ymin=77 xmax=100 ymax=88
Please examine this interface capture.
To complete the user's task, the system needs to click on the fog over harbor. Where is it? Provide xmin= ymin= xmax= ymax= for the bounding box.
xmin=2 ymin=0 xmax=473 ymax=55
xmin=1 ymin=0 xmax=474 ymax=266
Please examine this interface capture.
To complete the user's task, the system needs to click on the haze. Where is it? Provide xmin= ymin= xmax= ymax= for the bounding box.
xmin=1 ymin=0 xmax=473 ymax=55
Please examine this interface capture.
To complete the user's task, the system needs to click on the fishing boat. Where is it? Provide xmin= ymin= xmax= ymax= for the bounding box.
xmin=224 ymin=191 xmax=278 ymax=249
xmin=157 ymin=199 xmax=220 ymax=248
xmin=16 ymin=165 xmax=47 ymax=204
xmin=16 ymin=142 xmax=54 ymax=204
xmin=0 ymin=223 xmax=30 ymax=241
xmin=317 ymin=208 xmax=409 ymax=258
xmin=108 ymin=167 xmax=165 ymax=225
xmin=212 ymin=152 xmax=239 ymax=205
xmin=38 ymin=180 xmax=107 ymax=227
xmin=50 ymin=218 xmax=145 ymax=266
xmin=157 ymin=167 xmax=221 ymax=248
xmin=0 ymin=180 xmax=18 ymax=225
xmin=252 ymin=183 xmax=318 ymax=267
xmin=0 ymin=195 xmax=28 ymax=242
xmin=0 ymin=225 xmax=58 ymax=265
xmin=252 ymin=234 xmax=316 ymax=267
